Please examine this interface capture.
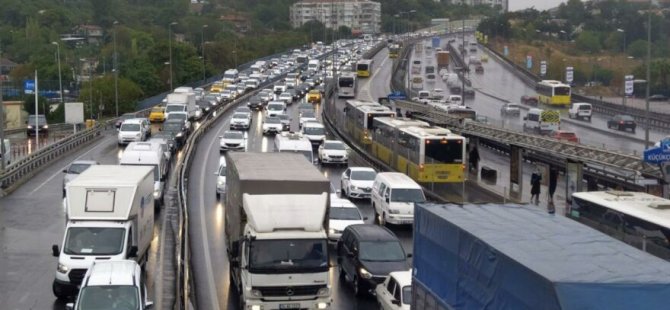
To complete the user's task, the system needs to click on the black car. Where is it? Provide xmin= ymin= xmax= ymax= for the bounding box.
xmin=26 ymin=114 xmax=49 ymax=136
xmin=161 ymin=119 xmax=188 ymax=149
xmin=196 ymin=99 xmax=212 ymax=115
xmin=247 ymin=95 xmax=264 ymax=111
xmin=337 ymin=224 xmax=411 ymax=296
xmin=115 ymin=112 xmax=138 ymax=129
xmin=151 ymin=132 xmax=177 ymax=154
xmin=462 ymin=87 xmax=475 ymax=99
xmin=277 ymin=114 xmax=291 ymax=131
xmin=607 ymin=114 xmax=636 ymax=133
xmin=649 ymin=94 xmax=669 ymax=102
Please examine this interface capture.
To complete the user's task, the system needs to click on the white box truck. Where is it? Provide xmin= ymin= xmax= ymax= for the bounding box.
xmin=166 ymin=92 xmax=199 ymax=120
xmin=119 ymin=141 xmax=169 ymax=207
xmin=226 ymin=152 xmax=332 ymax=310
xmin=52 ymin=165 xmax=154 ymax=299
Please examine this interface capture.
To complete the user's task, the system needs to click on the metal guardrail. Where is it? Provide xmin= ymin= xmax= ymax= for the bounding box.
xmin=480 ymin=43 xmax=670 ymax=132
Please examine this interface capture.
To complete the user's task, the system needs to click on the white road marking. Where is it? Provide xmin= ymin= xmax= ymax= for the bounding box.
xmin=362 ymin=54 xmax=390 ymax=102
xmin=30 ymin=135 xmax=112 ymax=194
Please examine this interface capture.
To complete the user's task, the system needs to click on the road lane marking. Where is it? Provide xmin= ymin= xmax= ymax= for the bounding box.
xmin=363 ymin=54 xmax=390 ymax=102
xmin=30 ymin=135 xmax=112 ymax=194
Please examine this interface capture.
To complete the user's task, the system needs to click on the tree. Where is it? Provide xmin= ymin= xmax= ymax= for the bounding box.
xmin=78 ymin=75 xmax=144 ymax=117
xmin=627 ymin=39 xmax=651 ymax=59
xmin=575 ymin=31 xmax=602 ymax=53
xmin=23 ymin=95 xmax=50 ymax=116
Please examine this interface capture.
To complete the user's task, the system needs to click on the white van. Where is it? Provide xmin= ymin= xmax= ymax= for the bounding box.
xmin=215 ymin=156 xmax=227 ymax=198
xmin=568 ymin=102 xmax=592 ymax=121
xmin=1 ymin=139 xmax=11 ymax=167
xmin=274 ymin=131 xmax=315 ymax=164
xmin=523 ymin=108 xmax=560 ymax=134
xmin=117 ymin=119 xmax=147 ymax=146
xmin=371 ymin=172 xmax=426 ymax=225
xmin=119 ymin=142 xmax=170 ymax=207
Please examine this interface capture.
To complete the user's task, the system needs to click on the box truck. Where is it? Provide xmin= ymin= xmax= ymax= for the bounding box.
xmin=166 ymin=92 xmax=199 ymax=120
xmin=52 ymin=165 xmax=154 ymax=299
xmin=436 ymin=51 xmax=450 ymax=71
xmin=119 ymin=141 xmax=169 ymax=207
xmin=412 ymin=203 xmax=670 ymax=310
xmin=225 ymin=152 xmax=332 ymax=310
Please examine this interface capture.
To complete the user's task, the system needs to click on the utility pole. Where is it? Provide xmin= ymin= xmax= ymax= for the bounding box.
xmin=201 ymin=24 xmax=208 ymax=81
xmin=0 ymin=42 xmax=5 ymax=170
xmin=52 ymin=42 xmax=63 ymax=106
xmin=113 ymin=20 xmax=119 ymax=117
xmin=168 ymin=22 xmax=177 ymax=91
xmin=461 ymin=18 xmax=466 ymax=99
xmin=34 ymin=70 xmax=39 ymax=148
xmin=644 ymin=4 xmax=651 ymax=148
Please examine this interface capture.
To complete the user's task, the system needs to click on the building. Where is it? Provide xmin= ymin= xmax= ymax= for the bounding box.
xmin=450 ymin=0 xmax=508 ymax=12
xmin=72 ymin=25 xmax=104 ymax=45
xmin=290 ymin=0 xmax=381 ymax=34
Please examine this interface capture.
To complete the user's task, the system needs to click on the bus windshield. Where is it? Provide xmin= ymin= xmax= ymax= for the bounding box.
xmin=357 ymin=63 xmax=369 ymax=71
xmin=339 ymin=78 xmax=354 ymax=88
xmin=554 ymin=86 xmax=570 ymax=96
xmin=425 ymin=139 xmax=463 ymax=163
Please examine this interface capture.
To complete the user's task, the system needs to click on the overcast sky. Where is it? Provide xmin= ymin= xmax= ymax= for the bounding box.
xmin=509 ymin=0 xmax=568 ymax=11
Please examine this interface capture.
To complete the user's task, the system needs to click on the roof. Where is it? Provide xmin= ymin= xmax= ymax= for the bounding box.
xmin=330 ymin=194 xmax=357 ymax=208
xmin=389 ymin=269 xmax=412 ymax=287
xmin=85 ymin=260 xmax=139 ymax=287
xmin=376 ymin=172 xmax=422 ymax=188
xmin=228 ymin=152 xmax=325 ymax=182
xmin=348 ymin=166 xmax=376 ymax=172
xmin=572 ymin=191 xmax=670 ymax=229
xmin=69 ymin=165 xmax=153 ymax=187
xmin=243 ymin=193 xmax=327 ymax=233
xmin=346 ymin=224 xmax=397 ymax=241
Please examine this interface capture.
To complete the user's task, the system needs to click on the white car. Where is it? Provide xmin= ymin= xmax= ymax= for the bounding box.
xmin=265 ymin=101 xmax=286 ymax=117
xmin=229 ymin=113 xmax=250 ymax=130
xmin=220 ymin=90 xmax=234 ymax=101
xmin=299 ymin=110 xmax=318 ymax=128
xmin=62 ymin=160 xmax=99 ymax=197
xmin=219 ymin=130 xmax=246 ymax=152
xmin=341 ymin=167 xmax=376 ymax=199
xmin=278 ymin=92 xmax=294 ymax=105
xmin=117 ymin=119 xmax=147 ymax=145
xmin=318 ymin=140 xmax=348 ymax=165
xmin=328 ymin=194 xmax=365 ymax=242
xmin=302 ymin=121 xmax=326 ymax=145
xmin=262 ymin=116 xmax=283 ymax=135
xmin=375 ymin=270 xmax=412 ymax=310
xmin=215 ymin=157 xmax=226 ymax=198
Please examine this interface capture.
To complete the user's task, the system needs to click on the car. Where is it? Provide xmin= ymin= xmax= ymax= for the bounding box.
xmin=259 ymin=89 xmax=274 ymax=103
xmin=273 ymin=84 xmax=286 ymax=95
xmin=215 ymin=155 xmax=227 ymax=198
xmin=462 ymin=87 xmax=475 ymax=99
xmin=375 ymin=270 xmax=412 ymax=310
xmin=149 ymin=106 xmax=166 ymax=123
xmin=341 ymin=167 xmax=376 ymax=199
xmin=328 ymin=194 xmax=366 ymax=242
xmin=307 ymin=89 xmax=322 ymax=103
xmin=475 ymin=64 xmax=484 ymax=73
xmin=161 ymin=119 xmax=188 ymax=149
xmin=278 ymin=91 xmax=294 ymax=105
xmin=262 ymin=116 xmax=283 ymax=135
xmin=318 ymin=140 xmax=348 ymax=165
xmin=337 ymin=224 xmax=411 ymax=296
xmin=151 ymin=131 xmax=177 ymax=154
xmin=62 ymin=160 xmax=99 ymax=197
xmin=229 ymin=113 xmax=251 ymax=130
xmin=520 ymin=95 xmax=539 ymax=106
xmin=220 ymin=90 xmax=234 ymax=101
xmin=302 ymin=121 xmax=326 ymax=145
xmin=117 ymin=119 xmax=147 ymax=146
xmin=449 ymin=85 xmax=462 ymax=94
xmin=549 ymin=130 xmax=580 ymax=143
xmin=649 ymin=94 xmax=669 ymax=102
xmin=607 ymin=114 xmax=636 ymax=133
xmin=299 ymin=110 xmax=318 ymax=128
xmin=234 ymin=106 xmax=253 ymax=122
xmin=500 ymin=103 xmax=521 ymax=116
xmin=480 ymin=54 xmax=489 ymax=62
xmin=115 ymin=112 xmax=139 ymax=129
xmin=568 ymin=102 xmax=592 ymax=121
xmin=277 ymin=114 xmax=291 ymax=131
xmin=265 ymin=101 xmax=286 ymax=117
xmin=165 ymin=111 xmax=192 ymax=133
xmin=219 ymin=130 xmax=246 ymax=152
xmin=196 ymin=99 xmax=212 ymax=115
xmin=247 ymin=95 xmax=264 ymax=111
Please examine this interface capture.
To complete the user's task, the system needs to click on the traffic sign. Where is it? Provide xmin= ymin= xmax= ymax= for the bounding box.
xmin=540 ymin=61 xmax=547 ymax=76
xmin=643 ymin=139 xmax=670 ymax=164
xmin=625 ymin=75 xmax=634 ymax=96
xmin=24 ymin=80 xmax=35 ymax=94
xmin=526 ymin=55 xmax=533 ymax=70
xmin=388 ymin=91 xmax=407 ymax=100
xmin=566 ymin=67 xmax=574 ymax=83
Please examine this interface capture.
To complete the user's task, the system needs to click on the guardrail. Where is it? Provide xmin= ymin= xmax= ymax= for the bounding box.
xmin=480 ymin=43 xmax=670 ymax=133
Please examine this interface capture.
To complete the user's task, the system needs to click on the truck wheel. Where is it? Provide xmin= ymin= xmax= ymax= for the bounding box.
xmin=52 ymin=281 xmax=70 ymax=300
xmin=238 ymin=292 xmax=246 ymax=310
xmin=353 ymin=276 xmax=363 ymax=297
xmin=339 ymin=264 xmax=346 ymax=280
xmin=380 ymin=213 xmax=387 ymax=226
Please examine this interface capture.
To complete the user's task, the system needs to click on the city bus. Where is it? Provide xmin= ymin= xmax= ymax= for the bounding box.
xmin=344 ymin=100 xmax=395 ymax=145
xmin=568 ymin=191 xmax=670 ymax=260
xmin=535 ymin=80 xmax=571 ymax=106
xmin=371 ymin=117 xmax=466 ymax=183
xmin=337 ymin=72 xmax=357 ymax=98
xmin=356 ymin=59 xmax=374 ymax=78
xmin=388 ymin=43 xmax=400 ymax=58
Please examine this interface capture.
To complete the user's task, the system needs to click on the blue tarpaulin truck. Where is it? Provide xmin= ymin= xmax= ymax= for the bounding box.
xmin=432 ymin=36 xmax=440 ymax=49
xmin=413 ymin=203 xmax=670 ymax=310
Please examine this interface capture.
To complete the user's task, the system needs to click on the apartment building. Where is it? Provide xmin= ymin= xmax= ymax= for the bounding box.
xmin=290 ymin=0 xmax=382 ymax=34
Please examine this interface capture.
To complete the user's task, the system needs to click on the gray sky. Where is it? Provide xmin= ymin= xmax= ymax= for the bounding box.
xmin=509 ymin=0 xmax=568 ymax=11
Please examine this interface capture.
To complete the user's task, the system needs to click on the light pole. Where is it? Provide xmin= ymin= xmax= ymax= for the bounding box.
xmin=0 ymin=41 xmax=5 ymax=171
xmin=168 ymin=22 xmax=177 ymax=91
xmin=80 ymin=58 xmax=93 ymax=120
xmin=51 ymin=41 xmax=63 ymax=106
xmin=644 ymin=4 xmax=651 ymax=148
xmin=113 ymin=20 xmax=119 ymax=117
xmin=201 ymin=24 xmax=208 ymax=81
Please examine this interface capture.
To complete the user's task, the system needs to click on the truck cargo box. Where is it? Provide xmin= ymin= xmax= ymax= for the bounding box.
xmin=413 ymin=203 xmax=670 ymax=310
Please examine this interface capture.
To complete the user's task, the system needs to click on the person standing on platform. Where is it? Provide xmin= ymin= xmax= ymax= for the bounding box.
xmin=530 ymin=168 xmax=542 ymax=205
xmin=469 ymin=146 xmax=480 ymax=173
xmin=547 ymin=167 xmax=558 ymax=214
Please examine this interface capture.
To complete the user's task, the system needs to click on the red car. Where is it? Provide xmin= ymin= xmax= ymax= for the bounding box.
xmin=520 ymin=95 xmax=539 ymax=106
xmin=550 ymin=130 xmax=580 ymax=143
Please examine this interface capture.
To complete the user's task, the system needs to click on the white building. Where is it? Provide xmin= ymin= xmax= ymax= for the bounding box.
xmin=290 ymin=0 xmax=382 ymax=34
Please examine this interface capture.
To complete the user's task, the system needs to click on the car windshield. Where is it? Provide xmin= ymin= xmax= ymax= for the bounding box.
xmin=304 ymin=126 xmax=325 ymax=135
xmin=165 ymin=105 xmax=185 ymax=112
xmin=302 ymin=111 xmax=315 ymax=118
xmin=329 ymin=207 xmax=362 ymax=220
xmin=391 ymin=188 xmax=426 ymax=203
xmin=249 ymin=239 xmax=328 ymax=273
xmin=67 ymin=163 xmax=93 ymax=174
xmin=219 ymin=165 xmax=226 ymax=176
xmin=169 ymin=114 xmax=187 ymax=121
xmin=402 ymin=286 xmax=412 ymax=305
xmin=64 ymin=227 xmax=125 ymax=255
xmin=620 ymin=115 xmax=634 ymax=121
xmin=163 ymin=122 xmax=182 ymax=132
xmin=76 ymin=285 xmax=139 ymax=310
xmin=151 ymin=107 xmax=163 ymax=113
xmin=359 ymin=241 xmax=406 ymax=261
xmin=324 ymin=142 xmax=345 ymax=150
xmin=268 ymin=104 xmax=283 ymax=111
xmin=120 ymin=123 xmax=141 ymax=131
xmin=265 ymin=117 xmax=280 ymax=124
xmin=351 ymin=170 xmax=375 ymax=180
xmin=232 ymin=113 xmax=247 ymax=119
xmin=223 ymin=131 xmax=243 ymax=139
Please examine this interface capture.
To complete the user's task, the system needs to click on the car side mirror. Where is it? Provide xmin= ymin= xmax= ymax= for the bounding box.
xmin=407 ymin=253 xmax=413 ymax=258
xmin=62 ymin=169 xmax=68 ymax=173
xmin=65 ymin=303 xmax=74 ymax=310
xmin=385 ymin=196 xmax=390 ymax=203
xmin=230 ymin=241 xmax=240 ymax=257
xmin=523 ymin=117 xmax=527 ymax=121
xmin=145 ymin=301 xmax=154 ymax=309
xmin=128 ymin=246 xmax=139 ymax=258
xmin=363 ymin=217 xmax=369 ymax=221
xmin=392 ymin=299 xmax=401 ymax=306
xmin=52 ymin=245 xmax=60 ymax=257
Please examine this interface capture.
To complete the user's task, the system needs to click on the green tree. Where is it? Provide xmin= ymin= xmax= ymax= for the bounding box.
xmin=78 ymin=75 xmax=144 ymax=117
xmin=23 ymin=95 xmax=50 ymax=116
xmin=575 ymin=31 xmax=602 ymax=53
xmin=627 ymin=39 xmax=652 ymax=59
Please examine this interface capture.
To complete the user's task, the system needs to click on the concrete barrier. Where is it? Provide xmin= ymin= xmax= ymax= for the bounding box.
xmin=480 ymin=165 xmax=497 ymax=184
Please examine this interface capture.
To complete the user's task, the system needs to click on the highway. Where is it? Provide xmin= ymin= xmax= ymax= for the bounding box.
xmin=0 ymin=127 xmax=169 ymax=310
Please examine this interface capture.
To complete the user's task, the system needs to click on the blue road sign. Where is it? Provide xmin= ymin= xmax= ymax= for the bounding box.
xmin=388 ymin=91 xmax=407 ymax=100
xmin=24 ymin=80 xmax=35 ymax=94
xmin=643 ymin=139 xmax=670 ymax=164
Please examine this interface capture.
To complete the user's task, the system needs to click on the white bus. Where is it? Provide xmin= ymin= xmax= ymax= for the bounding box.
xmin=337 ymin=72 xmax=357 ymax=98
xmin=568 ymin=191 xmax=670 ymax=260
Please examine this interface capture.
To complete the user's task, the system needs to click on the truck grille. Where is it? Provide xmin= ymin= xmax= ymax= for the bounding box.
xmin=256 ymin=285 xmax=326 ymax=297
xmin=68 ymin=268 xmax=88 ymax=284
xmin=329 ymin=155 xmax=343 ymax=159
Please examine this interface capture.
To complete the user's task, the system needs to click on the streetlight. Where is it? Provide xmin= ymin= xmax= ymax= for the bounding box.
xmin=201 ymin=24 xmax=208 ymax=81
xmin=644 ymin=3 xmax=651 ymax=148
xmin=80 ymin=58 xmax=93 ymax=120
xmin=168 ymin=22 xmax=177 ymax=91
xmin=51 ymin=41 xmax=63 ymax=106
xmin=113 ymin=20 xmax=119 ymax=117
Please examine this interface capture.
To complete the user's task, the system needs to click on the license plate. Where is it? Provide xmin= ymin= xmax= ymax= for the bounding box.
xmin=280 ymin=303 xmax=301 ymax=309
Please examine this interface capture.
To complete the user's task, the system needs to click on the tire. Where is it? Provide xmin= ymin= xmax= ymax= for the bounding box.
xmin=340 ymin=182 xmax=347 ymax=197
xmin=52 ymin=281 xmax=71 ymax=300
xmin=238 ymin=292 xmax=246 ymax=310
xmin=380 ymin=212 xmax=387 ymax=226
xmin=353 ymin=276 xmax=364 ymax=297
xmin=339 ymin=263 xmax=346 ymax=280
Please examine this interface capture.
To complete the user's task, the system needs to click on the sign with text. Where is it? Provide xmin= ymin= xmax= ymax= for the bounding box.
xmin=24 ymin=80 xmax=35 ymax=94
xmin=540 ymin=61 xmax=547 ymax=76
xmin=503 ymin=46 xmax=509 ymax=56
xmin=566 ymin=66 xmax=574 ymax=83
xmin=526 ymin=55 xmax=533 ymax=69
xmin=624 ymin=75 xmax=634 ymax=96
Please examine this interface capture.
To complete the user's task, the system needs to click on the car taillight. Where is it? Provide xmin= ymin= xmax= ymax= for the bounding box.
xmin=620 ymin=121 xmax=624 ymax=125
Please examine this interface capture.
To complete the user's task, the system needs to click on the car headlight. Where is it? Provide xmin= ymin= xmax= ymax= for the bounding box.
xmin=43 ymin=125 xmax=49 ymax=129
xmin=57 ymin=263 xmax=69 ymax=274
xmin=251 ymin=289 xmax=262 ymax=297
xmin=329 ymin=228 xmax=336 ymax=235
xmin=317 ymin=287 xmax=330 ymax=296
xmin=27 ymin=125 xmax=33 ymax=129
xmin=317 ymin=302 xmax=329 ymax=309
xmin=359 ymin=267 xmax=372 ymax=279
xmin=176 ymin=132 xmax=183 ymax=137
xmin=218 ymin=180 xmax=225 ymax=186
xmin=153 ymin=190 xmax=161 ymax=199
xmin=389 ymin=209 xmax=400 ymax=214
xmin=136 ymin=133 xmax=141 ymax=137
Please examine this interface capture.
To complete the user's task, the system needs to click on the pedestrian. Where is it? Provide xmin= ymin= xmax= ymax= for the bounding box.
xmin=469 ymin=146 xmax=480 ymax=173
xmin=547 ymin=167 xmax=558 ymax=214
xmin=530 ymin=168 xmax=542 ymax=205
